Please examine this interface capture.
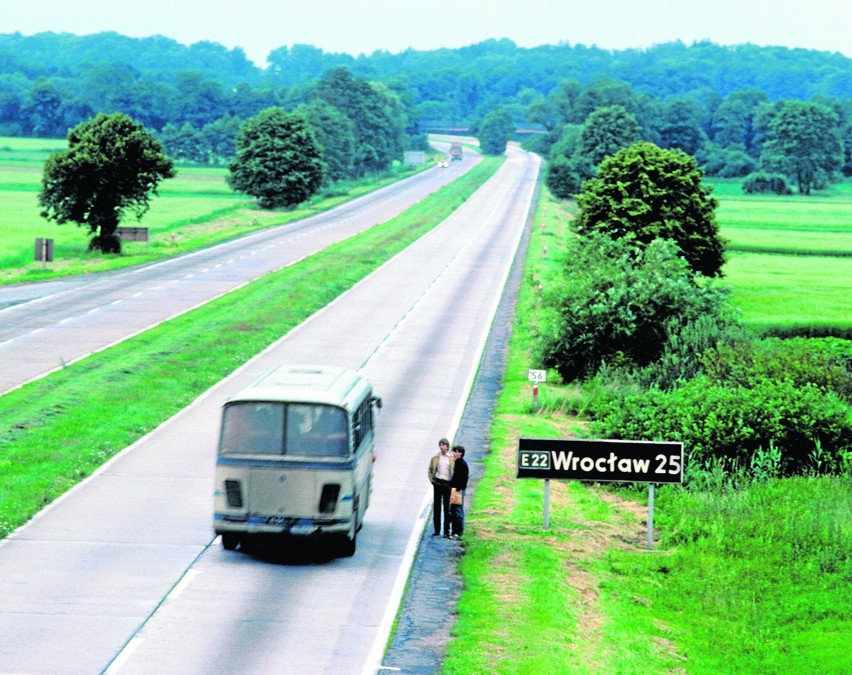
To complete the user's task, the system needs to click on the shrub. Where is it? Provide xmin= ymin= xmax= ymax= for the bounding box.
xmin=636 ymin=314 xmax=750 ymax=390
xmin=742 ymin=172 xmax=793 ymax=194
xmin=533 ymin=233 xmax=730 ymax=382
xmin=702 ymin=337 xmax=852 ymax=402
xmin=589 ymin=376 xmax=852 ymax=476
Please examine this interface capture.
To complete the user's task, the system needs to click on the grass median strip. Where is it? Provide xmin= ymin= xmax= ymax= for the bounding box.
xmin=0 ymin=156 xmax=504 ymax=538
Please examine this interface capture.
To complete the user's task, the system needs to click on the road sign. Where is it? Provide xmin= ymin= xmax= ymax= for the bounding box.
xmin=115 ymin=227 xmax=149 ymax=242
xmin=517 ymin=437 xmax=683 ymax=484
xmin=527 ymin=369 xmax=546 ymax=382
xmin=34 ymin=237 xmax=54 ymax=263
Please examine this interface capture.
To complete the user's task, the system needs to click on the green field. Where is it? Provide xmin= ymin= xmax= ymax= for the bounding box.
xmin=711 ymin=178 xmax=852 ymax=330
xmin=0 ymin=136 xmax=430 ymax=282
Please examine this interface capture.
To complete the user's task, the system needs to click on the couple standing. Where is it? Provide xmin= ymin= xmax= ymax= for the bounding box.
xmin=427 ymin=437 xmax=469 ymax=539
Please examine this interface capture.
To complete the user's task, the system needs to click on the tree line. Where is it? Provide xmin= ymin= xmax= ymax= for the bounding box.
xmin=531 ymin=82 xmax=849 ymax=196
xmin=2 ymin=32 xmax=849 ymax=136
xmin=37 ymin=66 xmax=411 ymax=252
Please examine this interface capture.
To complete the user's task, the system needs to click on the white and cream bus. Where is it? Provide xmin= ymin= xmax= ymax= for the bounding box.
xmin=213 ymin=365 xmax=381 ymax=557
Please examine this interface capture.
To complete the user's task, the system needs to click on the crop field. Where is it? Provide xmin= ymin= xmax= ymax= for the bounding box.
xmin=711 ymin=179 xmax=852 ymax=330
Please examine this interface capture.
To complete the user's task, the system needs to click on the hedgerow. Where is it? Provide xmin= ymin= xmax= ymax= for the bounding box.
xmin=587 ymin=375 xmax=851 ymax=475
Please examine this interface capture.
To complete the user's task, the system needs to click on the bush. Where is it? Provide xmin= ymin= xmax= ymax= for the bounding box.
xmin=636 ymin=314 xmax=750 ymax=390
xmin=742 ymin=172 xmax=793 ymax=195
xmin=702 ymin=337 xmax=852 ymax=402
xmin=532 ymin=234 xmax=730 ymax=381
xmin=545 ymin=156 xmax=583 ymax=199
xmin=589 ymin=376 xmax=852 ymax=476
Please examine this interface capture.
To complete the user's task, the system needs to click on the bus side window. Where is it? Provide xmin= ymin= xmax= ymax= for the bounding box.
xmin=352 ymin=397 xmax=373 ymax=450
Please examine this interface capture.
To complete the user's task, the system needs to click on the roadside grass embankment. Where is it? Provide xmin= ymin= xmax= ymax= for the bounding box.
xmin=0 ymin=135 xmax=438 ymax=283
xmin=441 ymin=184 xmax=851 ymax=673
xmin=0 ymin=156 xmax=504 ymax=539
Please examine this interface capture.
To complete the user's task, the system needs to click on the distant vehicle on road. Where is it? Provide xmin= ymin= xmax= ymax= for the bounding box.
xmin=213 ymin=364 xmax=382 ymax=557
xmin=450 ymin=141 xmax=463 ymax=161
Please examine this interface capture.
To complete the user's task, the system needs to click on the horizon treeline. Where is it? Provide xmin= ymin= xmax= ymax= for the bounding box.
xmin=1 ymin=31 xmax=849 ymax=180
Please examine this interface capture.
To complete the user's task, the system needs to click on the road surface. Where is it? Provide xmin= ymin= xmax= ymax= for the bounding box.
xmin=0 ymin=145 xmax=541 ymax=674
xmin=0 ymin=146 xmax=476 ymax=395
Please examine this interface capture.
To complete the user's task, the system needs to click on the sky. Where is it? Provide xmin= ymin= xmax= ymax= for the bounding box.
xmin=2 ymin=0 xmax=850 ymax=67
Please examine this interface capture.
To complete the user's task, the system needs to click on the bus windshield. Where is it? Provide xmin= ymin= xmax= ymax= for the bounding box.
xmin=219 ymin=402 xmax=349 ymax=458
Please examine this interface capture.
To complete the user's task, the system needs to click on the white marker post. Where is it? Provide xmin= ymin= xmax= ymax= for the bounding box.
xmin=528 ymin=369 xmax=546 ymax=409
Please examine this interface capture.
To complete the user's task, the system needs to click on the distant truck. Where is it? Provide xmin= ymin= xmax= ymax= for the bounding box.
xmin=450 ymin=141 xmax=463 ymax=161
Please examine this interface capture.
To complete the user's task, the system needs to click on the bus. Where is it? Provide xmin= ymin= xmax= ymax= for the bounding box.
xmin=213 ymin=365 xmax=381 ymax=557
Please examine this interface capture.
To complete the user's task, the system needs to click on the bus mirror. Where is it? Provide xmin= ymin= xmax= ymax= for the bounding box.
xmin=372 ymin=396 xmax=383 ymax=410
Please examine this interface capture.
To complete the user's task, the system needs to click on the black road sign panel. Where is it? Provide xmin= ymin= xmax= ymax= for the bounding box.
xmin=517 ymin=437 xmax=683 ymax=484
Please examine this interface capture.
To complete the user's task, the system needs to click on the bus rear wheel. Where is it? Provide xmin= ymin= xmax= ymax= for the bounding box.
xmin=337 ymin=533 xmax=356 ymax=557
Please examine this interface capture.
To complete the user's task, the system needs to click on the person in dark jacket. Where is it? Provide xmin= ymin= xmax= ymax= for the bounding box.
xmin=449 ymin=445 xmax=469 ymax=539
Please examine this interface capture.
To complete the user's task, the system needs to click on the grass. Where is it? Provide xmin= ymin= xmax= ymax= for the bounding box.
xmin=441 ymin=184 xmax=851 ymax=674
xmin=0 ymin=155 xmax=505 ymax=538
xmin=0 ymin=135 xmax=437 ymax=282
xmin=711 ymin=178 xmax=852 ymax=331
xmin=1 ymin=145 xmax=849 ymax=671
xmin=725 ymin=251 xmax=852 ymax=330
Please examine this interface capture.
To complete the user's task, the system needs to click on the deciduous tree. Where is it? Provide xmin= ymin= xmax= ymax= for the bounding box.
xmin=227 ymin=107 xmax=324 ymax=209
xmin=575 ymin=105 xmax=642 ymax=169
xmin=477 ymin=107 xmax=515 ymax=154
xmin=574 ymin=142 xmax=725 ymax=277
xmin=759 ymin=100 xmax=843 ymax=194
xmin=38 ymin=112 xmax=175 ymax=253
xmin=313 ymin=67 xmax=405 ymax=176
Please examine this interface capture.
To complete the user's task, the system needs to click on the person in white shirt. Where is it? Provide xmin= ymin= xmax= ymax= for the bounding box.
xmin=427 ymin=437 xmax=455 ymax=537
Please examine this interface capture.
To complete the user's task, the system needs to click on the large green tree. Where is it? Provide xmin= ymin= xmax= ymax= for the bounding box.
xmin=313 ymin=67 xmax=405 ymax=176
xmin=576 ymin=105 xmax=642 ymax=168
xmin=658 ymin=98 xmax=705 ymax=156
xmin=574 ymin=142 xmax=725 ymax=277
xmin=39 ymin=112 xmax=175 ymax=253
xmin=227 ymin=107 xmax=324 ymax=209
xmin=477 ymin=107 xmax=515 ymax=154
xmin=759 ymin=100 xmax=843 ymax=194
xmin=298 ymin=99 xmax=356 ymax=183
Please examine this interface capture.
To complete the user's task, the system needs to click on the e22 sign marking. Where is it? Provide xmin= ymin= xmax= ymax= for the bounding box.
xmin=519 ymin=450 xmax=551 ymax=470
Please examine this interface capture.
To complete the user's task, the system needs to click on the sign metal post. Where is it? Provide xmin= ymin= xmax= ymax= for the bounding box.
xmin=34 ymin=237 xmax=54 ymax=268
xmin=543 ymin=479 xmax=550 ymax=529
xmin=647 ymin=483 xmax=655 ymax=550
